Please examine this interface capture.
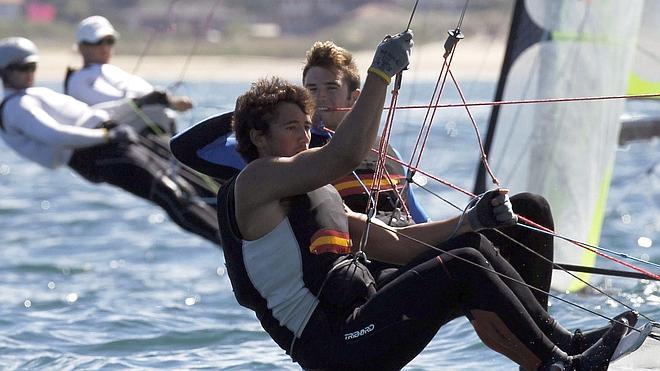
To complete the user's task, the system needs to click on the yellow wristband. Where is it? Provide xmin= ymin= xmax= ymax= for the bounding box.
xmin=103 ymin=128 xmax=111 ymax=143
xmin=368 ymin=66 xmax=391 ymax=85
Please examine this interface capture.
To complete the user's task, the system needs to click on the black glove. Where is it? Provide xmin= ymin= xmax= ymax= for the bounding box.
xmin=107 ymin=125 xmax=139 ymax=144
xmin=133 ymin=90 xmax=169 ymax=107
xmin=466 ymin=189 xmax=517 ymax=231
xmin=100 ymin=120 xmax=120 ymax=130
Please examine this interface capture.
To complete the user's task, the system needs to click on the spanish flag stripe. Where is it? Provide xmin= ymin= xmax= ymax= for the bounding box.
xmin=310 ymin=235 xmax=351 ymax=249
xmin=333 ymin=174 xmax=406 ymax=185
xmin=311 ymin=244 xmax=352 ymax=255
xmin=311 ymin=229 xmax=349 ymax=240
xmin=333 ymin=178 xmax=404 ymax=192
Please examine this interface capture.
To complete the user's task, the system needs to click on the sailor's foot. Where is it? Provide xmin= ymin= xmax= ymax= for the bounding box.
xmin=568 ymin=310 xmax=638 ymax=355
xmin=569 ymin=316 xmax=629 ymax=371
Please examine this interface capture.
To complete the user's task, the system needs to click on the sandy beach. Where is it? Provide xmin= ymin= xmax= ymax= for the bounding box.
xmin=34 ymin=35 xmax=505 ymax=85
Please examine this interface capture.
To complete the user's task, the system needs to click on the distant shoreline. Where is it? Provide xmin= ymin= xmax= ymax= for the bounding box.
xmin=35 ymin=36 xmax=505 ymax=85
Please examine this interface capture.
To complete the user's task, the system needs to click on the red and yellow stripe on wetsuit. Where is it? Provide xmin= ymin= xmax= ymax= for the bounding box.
xmin=309 ymin=229 xmax=352 ymax=255
xmin=332 ymin=173 xmax=406 ymax=198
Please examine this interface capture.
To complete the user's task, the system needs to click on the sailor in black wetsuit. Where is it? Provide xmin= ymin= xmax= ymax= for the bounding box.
xmin=0 ymin=37 xmax=219 ymax=245
xmin=215 ymin=31 xmax=634 ymax=370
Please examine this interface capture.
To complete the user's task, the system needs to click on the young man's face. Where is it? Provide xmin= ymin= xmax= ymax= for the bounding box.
xmin=78 ymin=36 xmax=115 ymax=64
xmin=256 ymin=102 xmax=312 ymax=158
xmin=3 ymin=62 xmax=36 ymax=89
xmin=303 ymin=66 xmax=359 ymax=130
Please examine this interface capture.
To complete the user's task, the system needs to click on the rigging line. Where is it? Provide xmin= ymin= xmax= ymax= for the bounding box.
xmin=373 ymin=147 xmax=474 ymax=197
xmin=447 ymin=65 xmax=500 ymax=186
xmin=455 ymin=0 xmax=470 ymax=30
xmin=319 ymin=92 xmax=660 ymax=112
xmin=362 ymin=1 xmax=655 ymax=324
xmin=413 ymin=175 xmax=656 ymax=322
xmin=489 ymin=226 xmax=658 ymax=323
xmin=170 ymin=0 xmax=223 ymax=90
xmin=364 ymin=145 xmax=660 ymax=279
xmin=555 ymin=264 xmax=660 ymax=281
xmin=320 ymin=127 xmax=415 ymax=222
xmin=404 ymin=0 xmax=420 ymax=31
xmin=516 ymin=222 xmax=660 ymax=280
xmin=413 ymin=42 xmax=460 ymax=166
xmin=414 ymin=172 xmax=658 ymax=320
xmin=382 ymin=168 xmax=412 ymax=219
xmin=132 ymin=0 xmax=181 ymax=75
xmin=324 ymin=129 xmax=410 ymax=222
xmin=358 ymin=87 xmax=401 ymax=259
xmin=401 ymin=25 xmax=467 ymax=182
xmin=358 ymin=0 xmax=420 ymax=259
xmin=405 ymin=5 xmax=468 ymax=173
xmin=517 ymin=216 xmax=660 ymax=273
xmin=406 ymin=61 xmax=448 ymax=172
xmin=368 ymin=220 xmax=651 ymax=331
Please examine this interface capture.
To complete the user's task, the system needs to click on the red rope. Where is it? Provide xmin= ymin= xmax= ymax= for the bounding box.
xmin=327 ymin=92 xmax=660 ymax=112
xmin=447 ymin=66 xmax=500 ymax=187
xmin=519 ymin=216 xmax=660 ymax=281
xmin=132 ymin=0 xmax=180 ymax=74
xmin=365 ymin=145 xmax=660 ymax=281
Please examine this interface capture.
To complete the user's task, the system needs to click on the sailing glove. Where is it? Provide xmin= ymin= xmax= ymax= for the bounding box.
xmin=466 ymin=188 xmax=517 ymax=231
xmin=107 ymin=124 xmax=139 ymax=145
xmin=133 ymin=90 xmax=169 ymax=107
xmin=369 ymin=29 xmax=414 ymax=84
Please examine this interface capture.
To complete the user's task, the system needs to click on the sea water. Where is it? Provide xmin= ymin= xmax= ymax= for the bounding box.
xmin=0 ymin=81 xmax=657 ymax=370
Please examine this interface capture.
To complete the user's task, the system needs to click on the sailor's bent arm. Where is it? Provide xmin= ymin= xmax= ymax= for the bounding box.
xmin=347 ymin=211 xmax=474 ymax=265
xmin=347 ymin=210 xmax=427 ymax=265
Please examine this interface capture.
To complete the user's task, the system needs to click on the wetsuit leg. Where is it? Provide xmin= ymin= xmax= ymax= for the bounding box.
xmin=296 ymin=247 xmax=562 ymax=370
xmin=68 ymin=142 xmax=220 ymax=244
xmin=482 ymin=192 xmax=554 ymax=309
xmin=376 ymin=232 xmax=571 ymax=354
xmin=137 ymin=133 xmax=221 ymax=201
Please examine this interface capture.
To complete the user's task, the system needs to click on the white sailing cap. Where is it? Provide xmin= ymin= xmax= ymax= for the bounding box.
xmin=76 ymin=15 xmax=119 ymax=43
xmin=0 ymin=37 xmax=39 ymax=69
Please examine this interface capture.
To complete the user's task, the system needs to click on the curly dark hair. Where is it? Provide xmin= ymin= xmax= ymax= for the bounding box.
xmin=302 ymin=41 xmax=361 ymax=93
xmin=233 ymin=77 xmax=315 ymax=162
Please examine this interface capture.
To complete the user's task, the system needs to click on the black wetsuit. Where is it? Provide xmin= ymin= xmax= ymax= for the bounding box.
xmin=68 ymin=139 xmax=220 ymax=244
xmin=218 ymin=178 xmax=563 ymax=370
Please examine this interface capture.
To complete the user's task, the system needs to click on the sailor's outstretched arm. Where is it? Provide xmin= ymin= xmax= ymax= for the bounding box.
xmin=238 ymin=31 xmax=414 ymax=203
xmin=347 ymin=209 xmax=467 ymax=265
xmin=348 ymin=188 xmax=517 ymax=265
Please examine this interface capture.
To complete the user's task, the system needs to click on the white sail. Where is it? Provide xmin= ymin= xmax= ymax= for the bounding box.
xmin=484 ymin=0 xmax=644 ymax=292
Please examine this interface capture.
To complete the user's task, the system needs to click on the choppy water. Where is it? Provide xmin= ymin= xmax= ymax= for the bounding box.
xmin=0 ymin=81 xmax=658 ymax=370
